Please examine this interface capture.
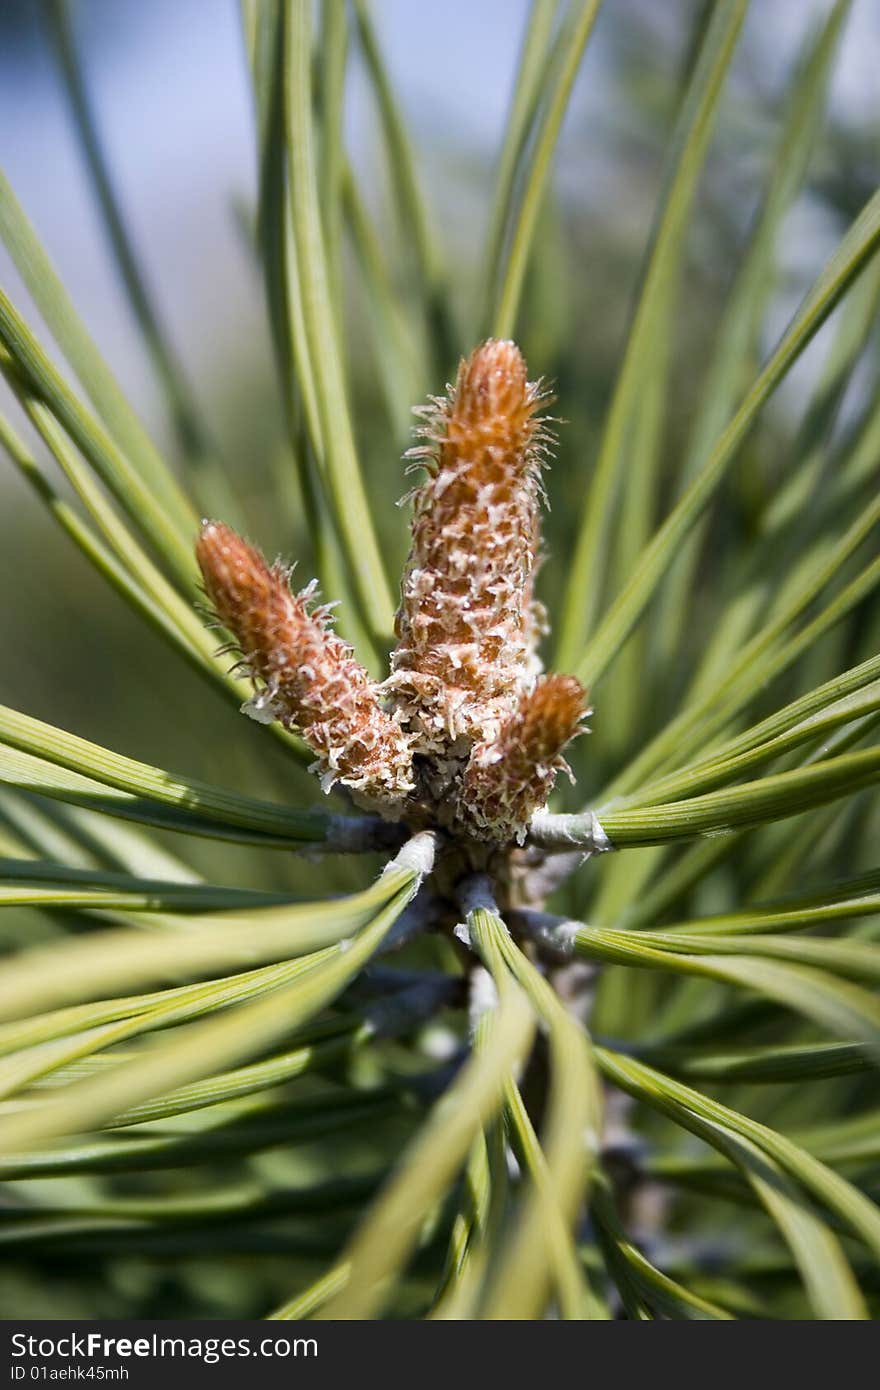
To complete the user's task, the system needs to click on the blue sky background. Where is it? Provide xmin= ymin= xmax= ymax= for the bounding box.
xmin=1 ymin=0 xmax=877 ymax=448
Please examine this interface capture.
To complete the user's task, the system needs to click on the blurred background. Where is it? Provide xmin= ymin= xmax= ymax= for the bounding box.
xmin=0 ymin=0 xmax=878 ymax=1318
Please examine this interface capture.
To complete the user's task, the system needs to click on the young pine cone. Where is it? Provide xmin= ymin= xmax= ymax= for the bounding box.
xmin=458 ymin=674 xmax=589 ymax=843
xmin=195 ymin=341 xmax=589 ymax=845
xmin=196 ymin=522 xmax=414 ymax=812
xmin=389 ymin=339 xmax=552 ymax=751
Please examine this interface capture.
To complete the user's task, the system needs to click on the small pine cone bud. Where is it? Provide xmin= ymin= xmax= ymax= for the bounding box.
xmin=390 ymin=339 xmax=552 ymax=750
xmin=458 ymin=674 xmax=589 ymax=843
xmin=196 ymin=521 xmax=414 ymax=810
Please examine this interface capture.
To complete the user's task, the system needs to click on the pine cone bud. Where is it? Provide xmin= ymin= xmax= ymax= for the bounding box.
xmin=389 ymin=339 xmax=551 ymax=750
xmin=458 ymin=674 xmax=588 ymax=842
xmin=196 ymin=521 xmax=414 ymax=810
